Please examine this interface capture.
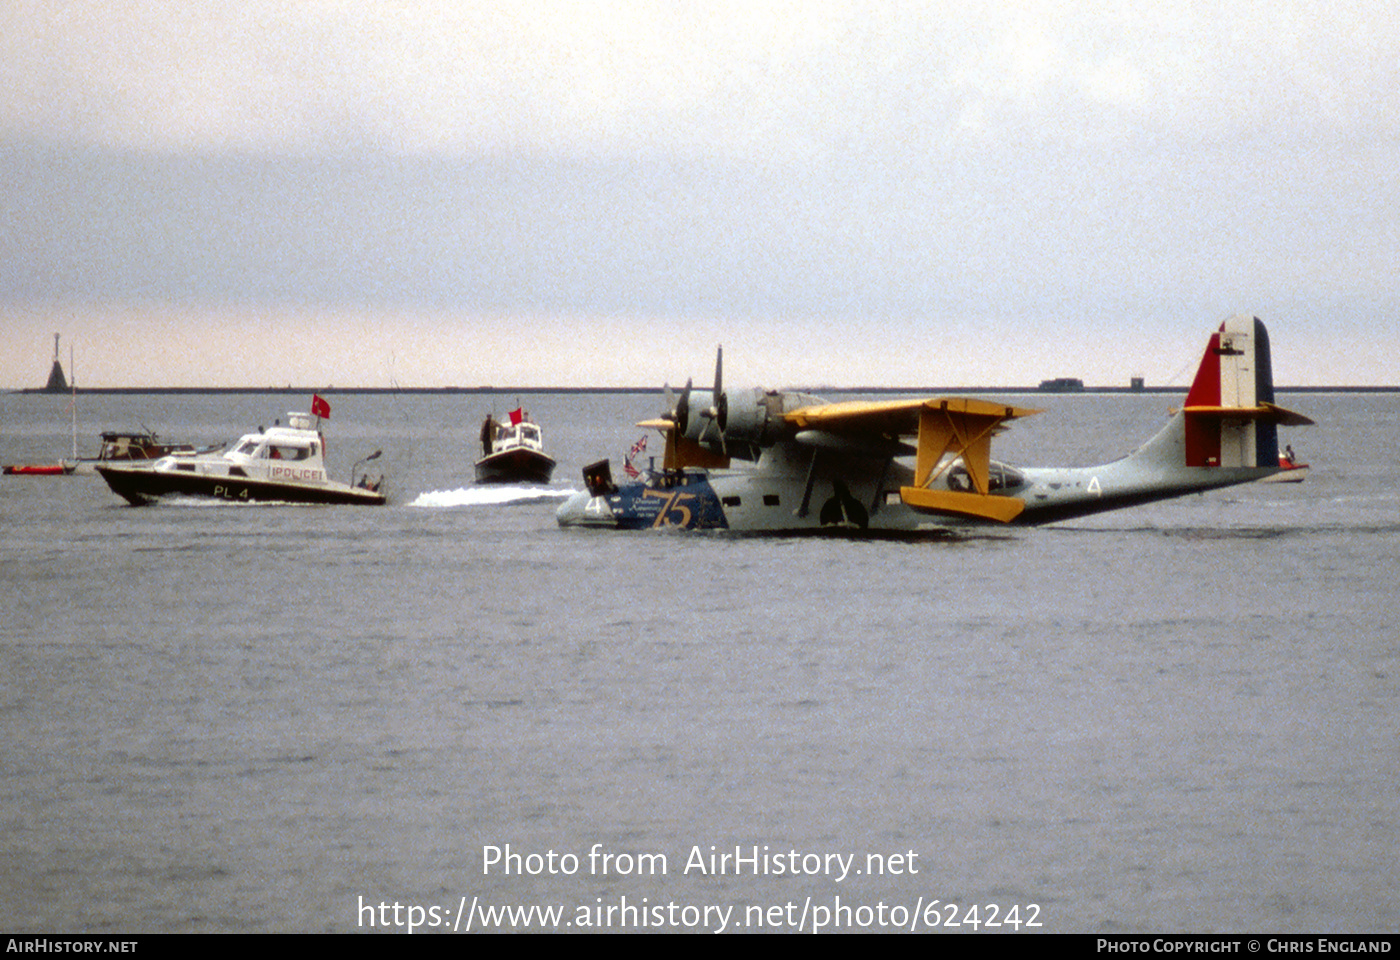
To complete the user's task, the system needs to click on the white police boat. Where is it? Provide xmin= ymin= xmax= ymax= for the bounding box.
xmin=96 ymin=410 xmax=385 ymax=506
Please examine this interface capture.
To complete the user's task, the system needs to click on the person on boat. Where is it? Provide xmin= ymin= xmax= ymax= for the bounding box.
xmin=1284 ymin=444 xmax=1297 ymax=466
xmin=480 ymin=415 xmax=497 ymax=455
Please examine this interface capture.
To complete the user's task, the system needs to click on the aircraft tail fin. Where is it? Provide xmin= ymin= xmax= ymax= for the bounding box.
xmin=1176 ymin=315 xmax=1312 ymax=469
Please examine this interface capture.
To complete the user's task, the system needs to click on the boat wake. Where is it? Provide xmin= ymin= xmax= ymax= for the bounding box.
xmin=410 ymin=485 xmax=577 ymax=508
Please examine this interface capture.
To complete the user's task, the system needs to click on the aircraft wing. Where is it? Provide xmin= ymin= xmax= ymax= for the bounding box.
xmin=784 ymin=397 xmax=1038 ymax=436
xmin=785 ymin=397 xmax=1041 ymax=522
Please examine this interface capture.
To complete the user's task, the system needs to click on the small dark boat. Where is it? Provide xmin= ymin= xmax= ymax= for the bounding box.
xmin=475 ymin=410 xmax=555 ymax=484
xmin=64 ymin=431 xmax=214 ymax=475
xmin=1262 ymin=450 xmax=1309 ymax=483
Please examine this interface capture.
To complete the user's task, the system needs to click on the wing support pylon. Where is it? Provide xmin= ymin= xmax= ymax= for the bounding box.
xmin=897 ymin=398 xmax=1039 ymax=523
xmin=783 ymin=396 xmax=1038 ymax=524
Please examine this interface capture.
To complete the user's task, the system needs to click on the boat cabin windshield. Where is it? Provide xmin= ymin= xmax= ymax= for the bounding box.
xmin=491 ymin=421 xmax=542 ymax=448
xmin=100 ymin=433 xmax=154 ymax=458
xmin=232 ymin=438 xmax=318 ymax=460
xmin=264 ymin=443 xmax=315 ymax=460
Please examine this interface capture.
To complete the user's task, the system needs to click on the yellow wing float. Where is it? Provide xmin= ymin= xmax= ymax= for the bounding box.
xmin=783 ymin=397 xmax=1040 ymax=523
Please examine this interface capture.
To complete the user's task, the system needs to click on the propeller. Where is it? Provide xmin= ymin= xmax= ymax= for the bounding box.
xmin=644 ymin=347 xmax=734 ymax=471
xmin=676 ymin=378 xmax=692 ymax=435
xmin=696 ymin=346 xmax=727 ymax=451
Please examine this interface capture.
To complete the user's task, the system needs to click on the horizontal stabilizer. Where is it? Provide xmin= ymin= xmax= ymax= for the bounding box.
xmin=1183 ymin=402 xmax=1314 ymax=427
xmin=900 ymin=486 xmax=1025 ymax=523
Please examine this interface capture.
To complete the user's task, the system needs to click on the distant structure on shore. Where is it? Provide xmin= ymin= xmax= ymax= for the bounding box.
xmin=1038 ymin=376 xmax=1147 ymax=392
xmin=44 ymin=334 xmax=69 ymax=392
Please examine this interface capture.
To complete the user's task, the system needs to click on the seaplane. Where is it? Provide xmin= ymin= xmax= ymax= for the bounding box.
xmin=555 ymin=315 xmax=1313 ymax=534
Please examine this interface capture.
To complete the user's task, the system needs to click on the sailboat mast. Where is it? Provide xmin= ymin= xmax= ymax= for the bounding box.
xmin=70 ymin=341 xmax=77 ymax=459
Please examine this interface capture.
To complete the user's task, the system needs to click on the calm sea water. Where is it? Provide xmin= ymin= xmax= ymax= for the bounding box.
xmin=1 ymin=389 xmax=1396 ymax=934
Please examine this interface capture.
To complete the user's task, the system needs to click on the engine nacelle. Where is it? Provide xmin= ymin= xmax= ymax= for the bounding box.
xmin=682 ymin=387 xmax=826 ymax=462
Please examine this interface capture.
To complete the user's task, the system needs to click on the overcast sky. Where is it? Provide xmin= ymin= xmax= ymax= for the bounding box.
xmin=3 ymin=1 xmax=1396 ymax=388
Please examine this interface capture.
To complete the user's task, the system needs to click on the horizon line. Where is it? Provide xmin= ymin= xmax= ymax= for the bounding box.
xmin=10 ymin=384 xmax=1395 ymax=396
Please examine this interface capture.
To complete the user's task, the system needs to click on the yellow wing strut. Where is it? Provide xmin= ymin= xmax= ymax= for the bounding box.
xmin=899 ymin=398 xmax=1038 ymax=523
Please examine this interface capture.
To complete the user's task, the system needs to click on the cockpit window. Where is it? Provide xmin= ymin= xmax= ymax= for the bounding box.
xmin=947 ymin=460 xmax=1025 ymax=492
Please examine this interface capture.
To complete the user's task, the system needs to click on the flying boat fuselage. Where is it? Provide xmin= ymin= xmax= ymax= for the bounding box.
xmin=558 ymin=317 xmax=1312 ymax=535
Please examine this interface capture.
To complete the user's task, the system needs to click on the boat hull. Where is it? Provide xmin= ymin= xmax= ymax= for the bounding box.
xmin=66 ymin=458 xmax=162 ymax=476
xmin=96 ymin=465 xmax=386 ymax=506
xmin=474 ymin=449 xmax=556 ymax=484
xmin=1261 ymin=456 xmax=1309 ymax=483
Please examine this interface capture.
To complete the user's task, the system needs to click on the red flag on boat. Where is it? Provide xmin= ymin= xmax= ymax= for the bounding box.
xmin=508 ymin=407 xmax=523 ymax=426
xmin=311 ymin=394 xmax=331 ymax=419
